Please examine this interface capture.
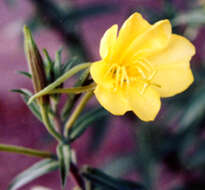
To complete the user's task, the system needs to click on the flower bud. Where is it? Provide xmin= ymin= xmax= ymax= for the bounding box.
xmin=23 ymin=26 xmax=48 ymax=105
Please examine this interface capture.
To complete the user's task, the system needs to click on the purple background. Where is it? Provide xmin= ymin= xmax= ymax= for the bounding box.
xmin=0 ymin=0 xmax=202 ymax=189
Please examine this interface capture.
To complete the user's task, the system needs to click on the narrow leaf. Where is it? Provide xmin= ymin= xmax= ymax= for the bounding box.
xmin=57 ymin=144 xmax=71 ymax=188
xmin=54 ymin=48 xmax=63 ymax=79
xmin=61 ymin=57 xmax=80 ymax=74
xmin=69 ymin=108 xmax=108 ymax=142
xmin=11 ymin=89 xmax=42 ymax=121
xmin=61 ymin=68 xmax=90 ymax=121
xmin=17 ymin=71 xmax=32 ymax=79
xmin=8 ymin=159 xmax=59 ymax=190
xmin=43 ymin=48 xmax=54 ymax=83
xmin=82 ymin=167 xmax=146 ymax=190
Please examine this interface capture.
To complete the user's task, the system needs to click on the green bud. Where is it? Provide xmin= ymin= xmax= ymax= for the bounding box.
xmin=23 ymin=25 xmax=48 ymax=105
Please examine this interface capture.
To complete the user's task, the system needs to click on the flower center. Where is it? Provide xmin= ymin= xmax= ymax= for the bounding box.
xmin=104 ymin=57 xmax=160 ymax=93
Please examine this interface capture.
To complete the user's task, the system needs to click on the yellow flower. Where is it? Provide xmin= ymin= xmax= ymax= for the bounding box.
xmin=90 ymin=12 xmax=195 ymax=121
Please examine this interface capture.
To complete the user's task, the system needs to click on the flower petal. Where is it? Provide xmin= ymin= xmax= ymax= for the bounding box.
xmin=112 ymin=12 xmax=151 ymax=59
xmin=150 ymin=34 xmax=195 ymax=97
xmin=100 ymin=24 xmax=118 ymax=59
xmin=152 ymin=63 xmax=194 ymax=97
xmin=90 ymin=60 xmax=114 ymax=89
xmin=123 ymin=19 xmax=172 ymax=62
xmin=90 ymin=60 xmax=106 ymax=84
xmin=125 ymin=83 xmax=161 ymax=121
xmin=149 ymin=34 xmax=195 ymax=65
xmin=94 ymin=85 xmax=131 ymax=115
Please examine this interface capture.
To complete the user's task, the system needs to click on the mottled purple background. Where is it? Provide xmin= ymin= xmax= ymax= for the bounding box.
xmin=0 ymin=0 xmax=202 ymax=190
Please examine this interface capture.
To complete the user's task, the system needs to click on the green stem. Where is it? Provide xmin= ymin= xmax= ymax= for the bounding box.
xmin=64 ymin=91 xmax=93 ymax=137
xmin=0 ymin=144 xmax=54 ymax=158
xmin=47 ymin=83 xmax=96 ymax=95
xmin=50 ymin=97 xmax=62 ymax=134
xmin=70 ymin=162 xmax=86 ymax=190
xmin=61 ymin=68 xmax=90 ymax=122
xmin=40 ymin=104 xmax=62 ymax=142
xmin=28 ymin=63 xmax=91 ymax=104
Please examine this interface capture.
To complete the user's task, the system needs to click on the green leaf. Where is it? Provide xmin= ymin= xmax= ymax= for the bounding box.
xmin=8 ymin=159 xmax=59 ymax=190
xmin=81 ymin=166 xmax=146 ymax=190
xmin=54 ymin=48 xmax=63 ymax=79
xmin=75 ymin=68 xmax=90 ymax=86
xmin=43 ymin=49 xmax=54 ymax=83
xmin=103 ymin=155 xmax=137 ymax=178
xmin=88 ymin=116 xmax=108 ymax=152
xmin=61 ymin=57 xmax=80 ymax=74
xmin=11 ymin=89 xmax=42 ymax=121
xmin=61 ymin=68 xmax=90 ymax=121
xmin=69 ymin=108 xmax=108 ymax=142
xmin=17 ymin=71 xmax=32 ymax=79
xmin=57 ymin=144 xmax=71 ymax=188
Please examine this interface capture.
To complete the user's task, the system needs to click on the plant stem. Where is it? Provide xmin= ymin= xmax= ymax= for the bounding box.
xmin=64 ymin=91 xmax=93 ymax=137
xmin=70 ymin=162 xmax=86 ymax=190
xmin=0 ymin=144 xmax=54 ymax=158
xmin=50 ymin=97 xmax=62 ymax=134
xmin=61 ymin=68 xmax=90 ymax=122
xmin=0 ymin=144 xmax=87 ymax=189
xmin=28 ymin=63 xmax=91 ymax=104
xmin=40 ymin=104 xmax=62 ymax=142
xmin=0 ymin=144 xmax=86 ymax=189
xmin=48 ymin=83 xmax=96 ymax=94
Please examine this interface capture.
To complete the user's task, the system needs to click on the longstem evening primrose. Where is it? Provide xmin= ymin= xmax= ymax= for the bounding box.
xmin=90 ymin=12 xmax=195 ymax=121
xmin=2 ymin=11 xmax=197 ymax=190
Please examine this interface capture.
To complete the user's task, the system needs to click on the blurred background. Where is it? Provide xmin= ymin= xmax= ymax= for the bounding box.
xmin=1 ymin=0 xmax=205 ymax=189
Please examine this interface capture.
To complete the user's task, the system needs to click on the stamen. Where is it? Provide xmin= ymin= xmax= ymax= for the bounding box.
xmin=142 ymin=70 xmax=161 ymax=92
xmin=104 ymin=64 xmax=117 ymax=79
xmin=148 ymin=70 xmax=161 ymax=88
xmin=120 ymin=67 xmax=125 ymax=87
xmin=137 ymin=60 xmax=153 ymax=72
xmin=140 ymin=83 xmax=148 ymax=95
xmin=102 ymin=56 xmax=160 ymax=94
xmin=122 ymin=67 xmax=130 ymax=86
xmin=138 ymin=57 xmax=154 ymax=70
xmin=128 ymin=56 xmax=154 ymax=80
xmin=116 ymin=67 xmax=121 ymax=87
xmin=148 ymin=70 xmax=157 ymax=80
xmin=134 ymin=66 xmax=147 ymax=79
